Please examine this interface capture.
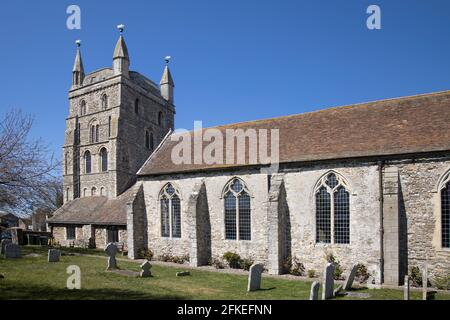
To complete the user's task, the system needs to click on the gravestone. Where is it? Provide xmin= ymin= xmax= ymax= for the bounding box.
xmin=4 ymin=244 xmax=21 ymax=259
xmin=176 ymin=271 xmax=190 ymax=277
xmin=1 ymin=239 xmax=12 ymax=255
xmin=247 ymin=263 xmax=264 ymax=292
xmin=140 ymin=260 xmax=152 ymax=277
xmin=404 ymin=275 xmax=410 ymax=300
xmin=48 ymin=249 xmax=61 ymax=262
xmin=322 ymin=263 xmax=335 ymax=300
xmin=343 ymin=264 xmax=358 ymax=290
xmin=104 ymin=242 xmax=118 ymax=270
xmin=422 ymin=265 xmax=428 ymax=301
xmin=309 ymin=281 xmax=320 ymax=300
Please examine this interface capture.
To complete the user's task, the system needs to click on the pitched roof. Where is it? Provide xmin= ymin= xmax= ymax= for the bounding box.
xmin=138 ymin=90 xmax=450 ymax=176
xmin=160 ymin=65 xmax=174 ymax=86
xmin=113 ymin=35 xmax=129 ymax=61
xmin=48 ymin=183 xmax=142 ymax=225
xmin=72 ymin=47 xmax=84 ymax=73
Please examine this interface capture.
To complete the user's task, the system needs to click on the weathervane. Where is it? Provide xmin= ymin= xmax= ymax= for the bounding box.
xmin=165 ymin=55 xmax=172 ymax=65
xmin=75 ymin=39 xmax=81 ymax=47
xmin=117 ymin=24 xmax=125 ymax=34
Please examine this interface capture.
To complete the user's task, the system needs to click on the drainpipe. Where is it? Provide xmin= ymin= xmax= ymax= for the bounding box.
xmin=378 ymin=160 xmax=385 ymax=284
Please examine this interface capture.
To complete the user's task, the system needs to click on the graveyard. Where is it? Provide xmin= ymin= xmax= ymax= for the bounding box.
xmin=0 ymin=246 xmax=449 ymax=300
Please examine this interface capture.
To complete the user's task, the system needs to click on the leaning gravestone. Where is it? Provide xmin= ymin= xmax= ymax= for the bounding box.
xmin=4 ymin=244 xmax=21 ymax=259
xmin=1 ymin=239 xmax=12 ymax=255
xmin=247 ymin=263 xmax=264 ymax=292
xmin=322 ymin=263 xmax=335 ymax=300
xmin=309 ymin=281 xmax=320 ymax=300
xmin=343 ymin=264 xmax=358 ymax=290
xmin=48 ymin=249 xmax=61 ymax=262
xmin=104 ymin=242 xmax=118 ymax=270
xmin=140 ymin=260 xmax=152 ymax=277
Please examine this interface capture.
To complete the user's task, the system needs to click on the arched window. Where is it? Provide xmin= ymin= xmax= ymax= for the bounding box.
xmin=134 ymin=99 xmax=139 ymax=114
xmin=80 ymin=100 xmax=86 ymax=116
xmin=160 ymin=183 xmax=181 ymax=238
xmin=91 ymin=187 xmax=97 ymax=196
xmin=90 ymin=123 xmax=99 ymax=143
xmin=158 ymin=111 xmax=163 ymax=126
xmin=440 ymin=172 xmax=450 ymax=248
xmin=100 ymin=187 xmax=106 ymax=196
xmin=108 ymin=116 xmax=112 ymax=137
xmin=84 ymin=151 xmax=91 ymax=174
xmin=315 ymin=172 xmax=350 ymax=244
xmin=83 ymin=188 xmax=87 ymax=197
xmin=145 ymin=130 xmax=154 ymax=151
xmin=101 ymin=94 xmax=108 ymax=110
xmin=223 ymin=178 xmax=251 ymax=240
xmin=100 ymin=148 xmax=108 ymax=172
xmin=64 ymin=152 xmax=68 ymax=175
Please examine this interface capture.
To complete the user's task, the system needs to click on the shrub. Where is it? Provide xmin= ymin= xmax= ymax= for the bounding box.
xmin=223 ymin=252 xmax=241 ymax=269
xmin=432 ymin=275 xmax=450 ymax=290
xmin=241 ymin=258 xmax=254 ymax=271
xmin=290 ymin=257 xmax=306 ymax=276
xmin=325 ymin=252 xmax=344 ymax=280
xmin=282 ymin=256 xmax=305 ymax=276
xmin=137 ymin=249 xmax=154 ymax=261
xmin=355 ymin=263 xmax=370 ymax=283
xmin=210 ymin=257 xmax=225 ymax=269
xmin=410 ymin=266 xmax=422 ymax=287
xmin=307 ymin=269 xmax=316 ymax=278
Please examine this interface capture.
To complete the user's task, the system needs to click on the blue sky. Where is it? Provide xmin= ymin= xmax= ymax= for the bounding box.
xmin=1 ymin=0 xmax=450 ymax=158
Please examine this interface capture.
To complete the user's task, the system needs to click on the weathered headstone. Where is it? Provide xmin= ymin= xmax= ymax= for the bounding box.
xmin=140 ymin=260 xmax=152 ymax=277
xmin=48 ymin=249 xmax=61 ymax=262
xmin=343 ymin=264 xmax=358 ymax=290
xmin=322 ymin=263 xmax=335 ymax=300
xmin=422 ymin=265 xmax=428 ymax=301
xmin=404 ymin=275 xmax=410 ymax=300
xmin=309 ymin=281 xmax=320 ymax=300
xmin=1 ymin=239 xmax=12 ymax=255
xmin=247 ymin=263 xmax=264 ymax=292
xmin=4 ymin=244 xmax=21 ymax=259
xmin=104 ymin=242 xmax=118 ymax=270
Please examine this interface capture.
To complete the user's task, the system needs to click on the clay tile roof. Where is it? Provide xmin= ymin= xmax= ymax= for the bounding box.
xmin=48 ymin=183 xmax=142 ymax=225
xmin=138 ymin=90 xmax=450 ymax=176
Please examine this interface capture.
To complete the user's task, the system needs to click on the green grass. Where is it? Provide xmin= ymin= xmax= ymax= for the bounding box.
xmin=1 ymin=246 xmax=449 ymax=300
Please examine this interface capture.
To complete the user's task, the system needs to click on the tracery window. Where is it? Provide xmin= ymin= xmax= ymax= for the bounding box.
xmin=160 ymin=183 xmax=181 ymax=238
xmin=315 ymin=172 xmax=350 ymax=244
xmin=223 ymin=178 xmax=251 ymax=240
xmin=440 ymin=172 xmax=450 ymax=248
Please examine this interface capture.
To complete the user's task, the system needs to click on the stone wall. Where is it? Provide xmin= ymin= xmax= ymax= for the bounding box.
xmin=391 ymin=157 xmax=450 ymax=282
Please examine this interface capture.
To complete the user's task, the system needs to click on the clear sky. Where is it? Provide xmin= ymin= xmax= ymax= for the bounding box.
xmin=1 ymin=0 xmax=450 ymax=159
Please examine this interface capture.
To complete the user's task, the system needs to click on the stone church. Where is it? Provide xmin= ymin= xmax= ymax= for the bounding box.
xmin=48 ymin=30 xmax=450 ymax=286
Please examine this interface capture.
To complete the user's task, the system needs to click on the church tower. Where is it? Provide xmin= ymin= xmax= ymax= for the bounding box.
xmin=63 ymin=27 xmax=175 ymax=203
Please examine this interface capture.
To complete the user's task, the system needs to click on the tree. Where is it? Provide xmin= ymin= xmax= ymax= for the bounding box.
xmin=0 ymin=109 xmax=61 ymax=214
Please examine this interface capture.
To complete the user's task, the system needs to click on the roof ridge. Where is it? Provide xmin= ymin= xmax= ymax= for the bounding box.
xmin=170 ymin=89 xmax=450 ymax=135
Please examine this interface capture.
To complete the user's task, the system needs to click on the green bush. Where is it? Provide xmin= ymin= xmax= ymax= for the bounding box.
xmin=137 ymin=248 xmax=154 ymax=260
xmin=241 ymin=258 xmax=254 ymax=271
xmin=355 ymin=263 xmax=371 ymax=283
xmin=223 ymin=252 xmax=241 ymax=269
xmin=432 ymin=275 xmax=450 ymax=290
xmin=307 ymin=269 xmax=316 ymax=278
xmin=282 ymin=256 xmax=305 ymax=276
xmin=325 ymin=252 xmax=344 ymax=280
xmin=410 ymin=266 xmax=422 ymax=287
xmin=210 ymin=257 xmax=225 ymax=269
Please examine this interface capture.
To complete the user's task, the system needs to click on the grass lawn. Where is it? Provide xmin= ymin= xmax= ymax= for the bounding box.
xmin=1 ymin=246 xmax=449 ymax=300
